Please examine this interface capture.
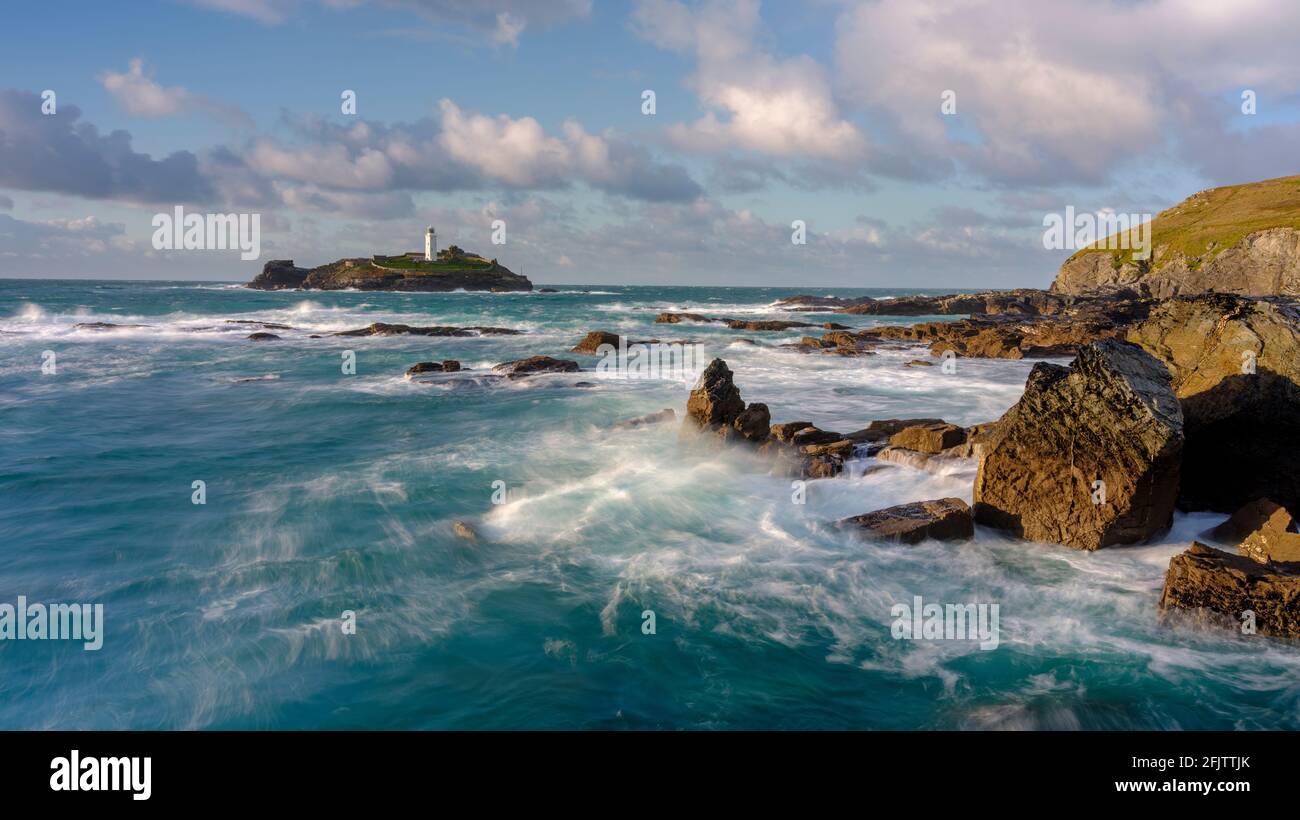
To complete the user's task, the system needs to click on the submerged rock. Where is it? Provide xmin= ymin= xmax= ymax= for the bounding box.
xmin=247 ymin=332 xmax=281 ymax=341
xmin=839 ymin=498 xmax=974 ymax=544
xmin=973 ymin=339 xmax=1183 ymax=550
xmin=1160 ymin=542 xmax=1300 ymax=638
xmin=1126 ymin=294 xmax=1300 ymax=513
xmin=406 ymin=360 xmax=462 ymax=377
xmin=492 ymin=356 xmax=581 ymax=378
xmin=613 ymin=408 xmax=677 ymax=430
xmin=453 ymin=521 xmax=480 ymax=542
xmin=336 ymin=322 xmax=520 ymax=337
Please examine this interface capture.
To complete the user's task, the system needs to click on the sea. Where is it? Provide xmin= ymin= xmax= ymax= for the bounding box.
xmin=1 ymin=278 xmax=1297 ymax=729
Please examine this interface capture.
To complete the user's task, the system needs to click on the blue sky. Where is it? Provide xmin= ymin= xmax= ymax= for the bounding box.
xmin=2 ymin=0 xmax=1299 ymax=286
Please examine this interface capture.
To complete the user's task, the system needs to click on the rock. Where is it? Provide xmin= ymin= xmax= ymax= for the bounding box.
xmin=686 ymin=358 xmax=746 ymax=427
xmin=730 ymin=403 xmax=771 ymax=442
xmin=492 ymin=356 xmax=581 ymax=378
xmin=973 ymin=339 xmax=1184 ymax=550
xmin=538 ymin=288 xmax=558 ymax=293
xmin=801 ymin=439 xmax=855 ymax=458
xmin=1211 ymin=498 xmax=1300 ymax=565
xmin=226 ymin=320 xmax=293 ymax=330
xmin=790 ymin=426 xmax=843 ymax=446
xmin=770 ymin=421 xmax=814 ymax=442
xmin=725 ymin=319 xmax=815 ymax=332
xmin=247 ymin=332 xmax=281 ymax=341
xmin=843 ymin=418 xmax=946 ymax=444
xmin=875 ymin=446 xmax=970 ymax=474
xmin=1053 ymin=177 xmax=1300 ymax=298
xmin=905 ymin=359 xmax=934 ymax=367
xmin=889 ymin=422 xmax=966 ymax=454
xmin=1126 ymin=294 xmax=1300 ymax=513
xmin=247 ymin=259 xmax=309 ymax=290
xmin=247 ymin=253 xmax=531 ymax=292
xmin=822 ymin=322 xmax=850 ymax=330
xmin=839 ymin=498 xmax=974 ymax=544
xmin=656 ymin=312 xmax=721 ymax=324
xmin=74 ymin=322 xmax=150 ymax=330
xmin=336 ymin=323 xmax=520 ymax=337
xmin=406 ymin=360 xmax=461 ymax=376
xmin=453 ymin=521 xmax=480 ymax=541
xmin=1159 ymin=542 xmax=1300 ymax=638
xmin=572 ymin=330 xmax=620 ymax=353
xmin=613 ymin=408 xmax=677 ymax=430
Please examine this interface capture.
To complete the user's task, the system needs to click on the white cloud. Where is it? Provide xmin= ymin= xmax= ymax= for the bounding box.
xmin=633 ymin=0 xmax=866 ymax=161
xmin=99 ymin=59 xmax=252 ymax=128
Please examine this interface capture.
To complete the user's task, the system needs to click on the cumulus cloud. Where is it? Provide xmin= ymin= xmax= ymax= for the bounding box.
xmin=632 ymin=0 xmax=866 ymax=162
xmin=833 ymin=0 xmax=1300 ymax=186
xmin=99 ymin=59 xmax=252 ymax=128
xmin=0 ymin=89 xmax=216 ymax=204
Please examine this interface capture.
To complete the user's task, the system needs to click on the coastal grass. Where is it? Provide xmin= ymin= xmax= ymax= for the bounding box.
xmin=371 ymin=255 xmax=496 ymax=273
xmin=1067 ymin=174 xmax=1300 ymax=267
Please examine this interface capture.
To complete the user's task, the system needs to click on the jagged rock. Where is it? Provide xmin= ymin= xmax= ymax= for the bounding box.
xmin=613 ymin=408 xmax=677 ymax=430
xmin=572 ymin=330 xmax=621 ymax=353
xmin=1127 ymin=294 xmax=1300 ymax=513
xmin=247 ymin=332 xmax=280 ymax=341
xmin=905 ymin=359 xmax=933 ymax=367
xmin=686 ymin=358 xmax=746 ymax=427
xmin=839 ymin=498 xmax=974 ymax=544
xmin=1159 ymin=542 xmax=1300 ymax=638
xmin=731 ymin=403 xmax=771 ymax=442
xmin=770 ymin=421 xmax=814 ymax=442
xmin=1211 ymin=498 xmax=1300 ymax=565
xmin=790 ymin=427 xmax=843 ymax=446
xmin=406 ymin=360 xmax=461 ymax=376
xmin=492 ymin=356 xmax=581 ymax=378
xmin=453 ymin=521 xmax=480 ymax=542
xmin=973 ymin=339 xmax=1184 ymax=550
xmin=889 ymin=422 xmax=966 ymax=454
xmin=247 ymin=259 xmax=309 ymax=290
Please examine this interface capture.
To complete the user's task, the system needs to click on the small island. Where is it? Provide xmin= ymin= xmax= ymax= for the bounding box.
xmin=247 ymin=226 xmax=532 ymax=292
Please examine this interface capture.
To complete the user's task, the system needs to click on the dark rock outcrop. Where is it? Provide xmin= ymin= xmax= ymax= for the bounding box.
xmin=247 ymin=332 xmax=280 ymax=341
xmin=839 ymin=498 xmax=974 ymax=544
xmin=1126 ymin=294 xmax=1300 ymax=513
xmin=406 ymin=360 xmax=461 ymax=376
xmin=492 ymin=356 xmax=580 ymax=378
xmin=730 ymin=403 xmax=771 ymax=443
xmin=973 ymin=339 xmax=1184 ymax=550
xmin=1160 ymin=542 xmax=1300 ymax=638
xmin=247 ymin=255 xmax=532 ymax=292
xmin=335 ymin=322 xmax=520 ymax=337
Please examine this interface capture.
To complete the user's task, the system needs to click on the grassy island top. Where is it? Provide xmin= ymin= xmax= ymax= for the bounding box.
xmin=1067 ymin=174 xmax=1300 ymax=268
xmin=372 ymin=245 xmax=500 ymax=273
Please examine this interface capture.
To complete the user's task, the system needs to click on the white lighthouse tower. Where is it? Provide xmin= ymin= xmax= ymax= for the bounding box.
xmin=424 ymin=226 xmax=437 ymax=261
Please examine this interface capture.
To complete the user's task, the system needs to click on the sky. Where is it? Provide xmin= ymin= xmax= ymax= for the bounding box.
xmin=1 ymin=0 xmax=1299 ymax=287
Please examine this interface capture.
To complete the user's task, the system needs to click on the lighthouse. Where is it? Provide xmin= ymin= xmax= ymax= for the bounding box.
xmin=424 ymin=226 xmax=437 ymax=261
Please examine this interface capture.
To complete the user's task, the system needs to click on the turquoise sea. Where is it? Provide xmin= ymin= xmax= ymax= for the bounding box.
xmin=1 ymin=279 xmax=1297 ymax=729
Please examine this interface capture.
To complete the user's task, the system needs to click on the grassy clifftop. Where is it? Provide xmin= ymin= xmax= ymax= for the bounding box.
xmin=1067 ymin=174 xmax=1300 ymax=269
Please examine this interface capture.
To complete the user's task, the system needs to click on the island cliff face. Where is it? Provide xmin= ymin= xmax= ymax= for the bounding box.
xmin=247 ymin=254 xmax=532 ymax=292
xmin=1052 ymin=175 xmax=1300 ymax=297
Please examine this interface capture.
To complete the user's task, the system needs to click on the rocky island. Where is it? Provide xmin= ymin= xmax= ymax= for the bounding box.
xmin=247 ymin=242 xmax=532 ymax=292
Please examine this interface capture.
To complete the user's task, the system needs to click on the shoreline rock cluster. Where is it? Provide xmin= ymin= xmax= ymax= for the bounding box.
xmin=675 ymin=290 xmax=1300 ymax=642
